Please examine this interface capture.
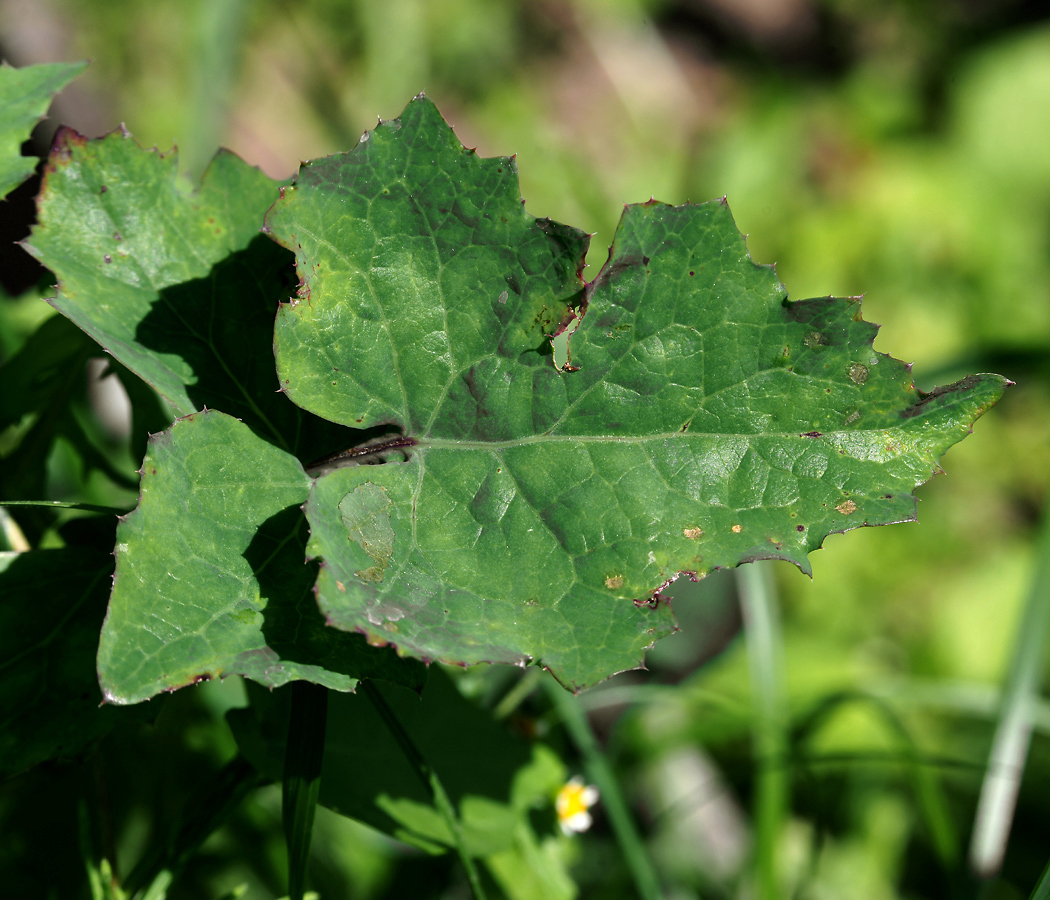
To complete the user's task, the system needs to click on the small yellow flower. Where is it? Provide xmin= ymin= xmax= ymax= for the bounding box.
xmin=556 ymin=776 xmax=600 ymax=835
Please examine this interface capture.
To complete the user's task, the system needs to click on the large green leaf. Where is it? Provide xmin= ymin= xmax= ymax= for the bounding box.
xmin=25 ymin=129 xmax=351 ymax=463
xmin=228 ymin=666 xmax=566 ymax=858
xmin=0 ymin=547 xmax=120 ymax=776
xmin=265 ymin=95 xmax=1008 ymax=689
xmin=0 ymin=60 xmax=85 ymax=197
xmin=96 ymin=410 xmax=426 ymax=704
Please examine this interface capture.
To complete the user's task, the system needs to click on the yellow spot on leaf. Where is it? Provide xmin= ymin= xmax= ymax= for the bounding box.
xmin=732 ymin=524 xmax=742 ymax=533
xmin=683 ymin=527 xmax=703 ymax=540
xmin=837 ymin=499 xmax=858 ymax=515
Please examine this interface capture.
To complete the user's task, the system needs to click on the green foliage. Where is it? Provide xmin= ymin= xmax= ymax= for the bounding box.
xmin=0 ymin=18 xmax=1039 ymax=898
xmin=96 ymin=411 xmax=425 ymax=703
xmin=25 ymin=93 xmax=1004 ymax=701
xmin=229 ymin=667 xmax=567 ymax=866
xmin=0 ymin=548 xmax=119 ymax=777
xmin=0 ymin=61 xmax=85 ymax=196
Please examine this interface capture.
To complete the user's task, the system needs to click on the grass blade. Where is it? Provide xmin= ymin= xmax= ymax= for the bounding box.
xmin=543 ymin=674 xmax=666 ymax=900
xmin=970 ymin=494 xmax=1050 ymax=876
xmin=791 ymin=690 xmax=958 ymax=865
xmin=737 ymin=562 xmax=789 ymax=900
xmin=0 ymin=500 xmax=131 ymax=514
xmin=283 ymin=681 xmax=328 ymax=900
xmin=1029 ymin=856 xmax=1050 ymax=900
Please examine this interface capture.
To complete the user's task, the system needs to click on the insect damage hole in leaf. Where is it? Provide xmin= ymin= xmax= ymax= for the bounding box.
xmin=261 ymin=94 xmax=1008 ymax=691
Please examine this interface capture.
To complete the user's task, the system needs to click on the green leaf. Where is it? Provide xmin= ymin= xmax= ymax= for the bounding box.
xmin=0 ymin=547 xmax=120 ymax=776
xmin=265 ymin=95 xmax=1008 ymax=689
xmin=97 ymin=410 xmax=426 ymax=704
xmin=25 ymin=129 xmax=351 ymax=463
xmin=228 ymin=665 xmax=566 ymax=857
xmin=0 ymin=60 xmax=85 ymax=197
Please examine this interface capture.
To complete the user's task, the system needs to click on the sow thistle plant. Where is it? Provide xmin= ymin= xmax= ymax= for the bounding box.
xmin=0 ymin=62 xmax=1006 ymax=899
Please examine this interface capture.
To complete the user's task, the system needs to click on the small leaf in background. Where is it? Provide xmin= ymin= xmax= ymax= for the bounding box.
xmin=97 ymin=410 xmax=426 ymax=704
xmin=0 ymin=60 xmax=85 ymax=197
xmin=228 ymin=666 xmax=568 ymax=865
xmin=25 ymin=130 xmax=353 ymax=464
xmin=266 ymin=95 xmax=1008 ymax=689
xmin=0 ymin=547 xmax=120 ymax=777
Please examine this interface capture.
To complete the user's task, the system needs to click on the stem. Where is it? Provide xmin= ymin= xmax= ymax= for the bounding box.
xmin=0 ymin=499 xmax=130 ymax=514
xmin=543 ymin=674 xmax=666 ymax=900
xmin=283 ymin=681 xmax=329 ymax=900
xmin=78 ymin=799 xmax=106 ymax=900
xmin=970 ymin=492 xmax=1050 ymax=877
xmin=493 ymin=666 xmax=544 ymax=719
xmin=737 ymin=562 xmax=789 ymax=900
xmin=361 ymin=680 xmax=488 ymax=900
xmin=304 ymin=435 xmax=417 ymax=476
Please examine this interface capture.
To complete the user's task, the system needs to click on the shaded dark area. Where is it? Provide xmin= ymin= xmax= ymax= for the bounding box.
xmin=0 ymin=680 xmax=291 ymax=900
xmin=246 ymin=504 xmax=427 ymax=690
xmin=229 ymin=666 xmax=532 ymax=838
xmin=0 ymin=316 xmax=122 ymax=542
xmin=0 ymin=159 xmax=47 ymax=297
xmin=0 ymin=547 xmax=122 ymax=779
xmin=658 ymin=0 xmax=854 ymax=80
xmin=133 ymin=234 xmax=362 ymax=465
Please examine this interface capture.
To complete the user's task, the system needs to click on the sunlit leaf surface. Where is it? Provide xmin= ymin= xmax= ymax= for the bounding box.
xmin=264 ymin=96 xmax=1007 ymax=688
xmin=0 ymin=60 xmax=84 ymax=197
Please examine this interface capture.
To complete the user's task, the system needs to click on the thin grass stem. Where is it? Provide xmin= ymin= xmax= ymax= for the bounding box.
xmin=543 ymin=674 xmax=667 ymax=900
xmin=970 ymin=493 xmax=1050 ymax=876
xmin=737 ymin=562 xmax=788 ymax=900
xmin=493 ymin=665 xmax=544 ymax=719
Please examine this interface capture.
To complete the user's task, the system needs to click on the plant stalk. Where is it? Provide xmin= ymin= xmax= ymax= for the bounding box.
xmin=543 ymin=674 xmax=666 ymax=900
xmin=738 ymin=562 xmax=789 ymax=900
xmin=283 ymin=680 xmax=329 ymax=900
xmin=970 ymin=492 xmax=1050 ymax=877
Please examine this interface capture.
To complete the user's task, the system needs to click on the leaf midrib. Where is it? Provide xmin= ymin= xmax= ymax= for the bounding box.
xmin=412 ymin=425 xmax=919 ymax=452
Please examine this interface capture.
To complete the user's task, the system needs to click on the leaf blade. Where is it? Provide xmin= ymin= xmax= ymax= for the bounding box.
xmin=27 ymin=130 xmax=351 ymax=462
xmin=266 ymin=95 xmax=1007 ymax=689
xmin=97 ymin=410 xmax=425 ymax=703
xmin=0 ymin=60 xmax=85 ymax=197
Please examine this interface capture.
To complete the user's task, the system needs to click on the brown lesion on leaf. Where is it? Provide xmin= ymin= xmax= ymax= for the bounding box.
xmin=339 ymin=483 xmax=396 ymax=583
xmin=683 ymin=527 xmax=703 ymax=540
xmin=899 ymin=374 xmax=997 ymax=419
xmin=836 ymin=499 xmax=858 ymax=515
xmin=605 ymin=574 xmax=624 ymax=590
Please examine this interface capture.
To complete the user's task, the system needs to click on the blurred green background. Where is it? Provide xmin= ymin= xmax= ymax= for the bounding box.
xmin=2 ymin=0 xmax=1050 ymax=898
